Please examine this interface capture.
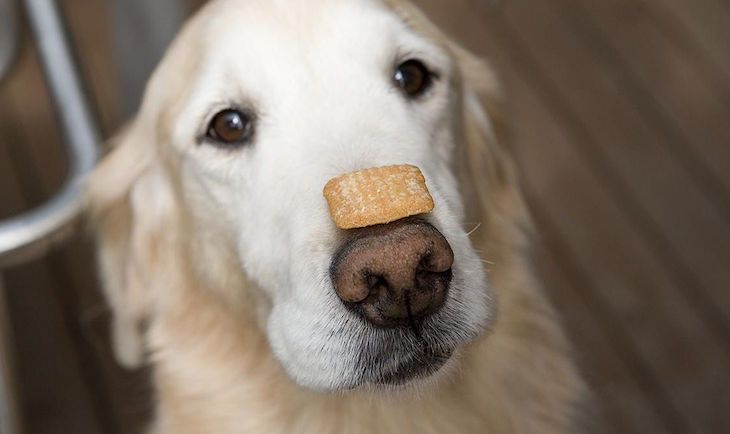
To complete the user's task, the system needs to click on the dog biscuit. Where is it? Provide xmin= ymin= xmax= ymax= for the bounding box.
xmin=323 ymin=164 xmax=434 ymax=229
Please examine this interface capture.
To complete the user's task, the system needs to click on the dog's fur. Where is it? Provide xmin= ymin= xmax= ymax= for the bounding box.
xmin=88 ymin=0 xmax=584 ymax=432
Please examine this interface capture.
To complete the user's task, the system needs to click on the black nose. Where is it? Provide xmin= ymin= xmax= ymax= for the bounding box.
xmin=330 ymin=219 xmax=453 ymax=328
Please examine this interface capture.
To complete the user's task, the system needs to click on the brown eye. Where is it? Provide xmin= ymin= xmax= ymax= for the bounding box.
xmin=206 ymin=109 xmax=254 ymax=146
xmin=394 ymin=59 xmax=433 ymax=97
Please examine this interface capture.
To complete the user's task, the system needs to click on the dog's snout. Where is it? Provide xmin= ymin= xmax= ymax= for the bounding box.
xmin=330 ymin=219 xmax=453 ymax=328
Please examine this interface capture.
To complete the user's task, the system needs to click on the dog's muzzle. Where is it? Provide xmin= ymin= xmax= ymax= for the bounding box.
xmin=324 ymin=166 xmax=460 ymax=386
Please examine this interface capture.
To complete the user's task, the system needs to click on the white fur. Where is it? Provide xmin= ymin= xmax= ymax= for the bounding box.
xmin=87 ymin=0 xmax=585 ymax=432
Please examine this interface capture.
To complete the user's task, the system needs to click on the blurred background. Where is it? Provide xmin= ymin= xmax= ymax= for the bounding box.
xmin=0 ymin=0 xmax=728 ymax=433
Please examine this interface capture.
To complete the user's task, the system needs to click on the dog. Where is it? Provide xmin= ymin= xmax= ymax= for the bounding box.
xmin=87 ymin=0 xmax=584 ymax=432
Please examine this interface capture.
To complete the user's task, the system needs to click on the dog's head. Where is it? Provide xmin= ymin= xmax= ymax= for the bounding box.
xmin=89 ymin=0 xmax=522 ymax=392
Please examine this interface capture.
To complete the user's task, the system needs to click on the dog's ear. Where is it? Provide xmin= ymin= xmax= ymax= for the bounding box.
xmin=87 ymin=117 xmax=180 ymax=368
xmin=451 ymin=44 xmax=532 ymax=252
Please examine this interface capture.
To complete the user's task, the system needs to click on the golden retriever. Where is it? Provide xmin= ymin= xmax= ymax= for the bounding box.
xmin=87 ymin=0 xmax=584 ymax=432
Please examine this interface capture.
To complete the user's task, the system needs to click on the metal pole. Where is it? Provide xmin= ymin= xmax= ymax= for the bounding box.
xmin=0 ymin=0 xmax=102 ymax=266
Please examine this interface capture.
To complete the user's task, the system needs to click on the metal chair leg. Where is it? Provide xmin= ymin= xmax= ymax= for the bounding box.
xmin=0 ymin=0 xmax=184 ymax=431
xmin=0 ymin=0 xmax=102 ymax=266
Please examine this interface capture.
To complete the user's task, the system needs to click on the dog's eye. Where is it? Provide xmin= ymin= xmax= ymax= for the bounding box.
xmin=206 ymin=109 xmax=254 ymax=146
xmin=394 ymin=59 xmax=433 ymax=97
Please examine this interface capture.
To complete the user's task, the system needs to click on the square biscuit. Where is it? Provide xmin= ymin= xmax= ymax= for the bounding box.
xmin=323 ymin=164 xmax=435 ymax=229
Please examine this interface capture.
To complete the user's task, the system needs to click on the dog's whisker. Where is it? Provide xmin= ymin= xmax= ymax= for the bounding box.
xmin=466 ymin=222 xmax=483 ymax=237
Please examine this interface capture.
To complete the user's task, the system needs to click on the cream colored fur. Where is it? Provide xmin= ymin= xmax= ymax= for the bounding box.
xmin=87 ymin=0 xmax=584 ymax=432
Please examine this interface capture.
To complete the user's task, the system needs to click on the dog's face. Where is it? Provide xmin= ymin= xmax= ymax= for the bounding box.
xmin=93 ymin=0 xmax=499 ymax=392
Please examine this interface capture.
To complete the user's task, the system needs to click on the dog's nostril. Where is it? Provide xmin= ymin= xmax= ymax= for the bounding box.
xmin=330 ymin=219 xmax=453 ymax=328
xmin=365 ymin=273 xmax=384 ymax=291
xmin=416 ymin=267 xmax=447 ymax=284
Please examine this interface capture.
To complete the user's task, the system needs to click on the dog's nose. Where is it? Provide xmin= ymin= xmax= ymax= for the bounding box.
xmin=330 ymin=219 xmax=453 ymax=328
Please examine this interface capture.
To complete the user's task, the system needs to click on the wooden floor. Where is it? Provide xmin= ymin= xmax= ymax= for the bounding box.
xmin=1 ymin=0 xmax=729 ymax=433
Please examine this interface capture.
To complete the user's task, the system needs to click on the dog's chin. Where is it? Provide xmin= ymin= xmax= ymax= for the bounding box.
xmin=368 ymin=347 xmax=454 ymax=387
xmin=328 ymin=347 xmax=455 ymax=393
xmin=271 ymin=282 xmax=491 ymax=393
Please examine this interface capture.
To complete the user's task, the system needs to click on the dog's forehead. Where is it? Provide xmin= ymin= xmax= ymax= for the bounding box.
xmin=164 ymin=0 xmax=452 ymax=151
xmin=206 ymin=0 xmax=399 ymax=40
xmin=199 ymin=0 xmax=434 ymax=72
xmin=212 ymin=0 xmax=390 ymax=26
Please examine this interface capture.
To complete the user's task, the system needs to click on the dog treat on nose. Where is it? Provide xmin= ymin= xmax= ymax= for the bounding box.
xmin=323 ymin=164 xmax=434 ymax=229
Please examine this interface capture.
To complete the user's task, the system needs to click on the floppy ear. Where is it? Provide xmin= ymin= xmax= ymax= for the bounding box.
xmin=87 ymin=118 xmax=180 ymax=368
xmin=451 ymin=43 xmax=533 ymax=253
